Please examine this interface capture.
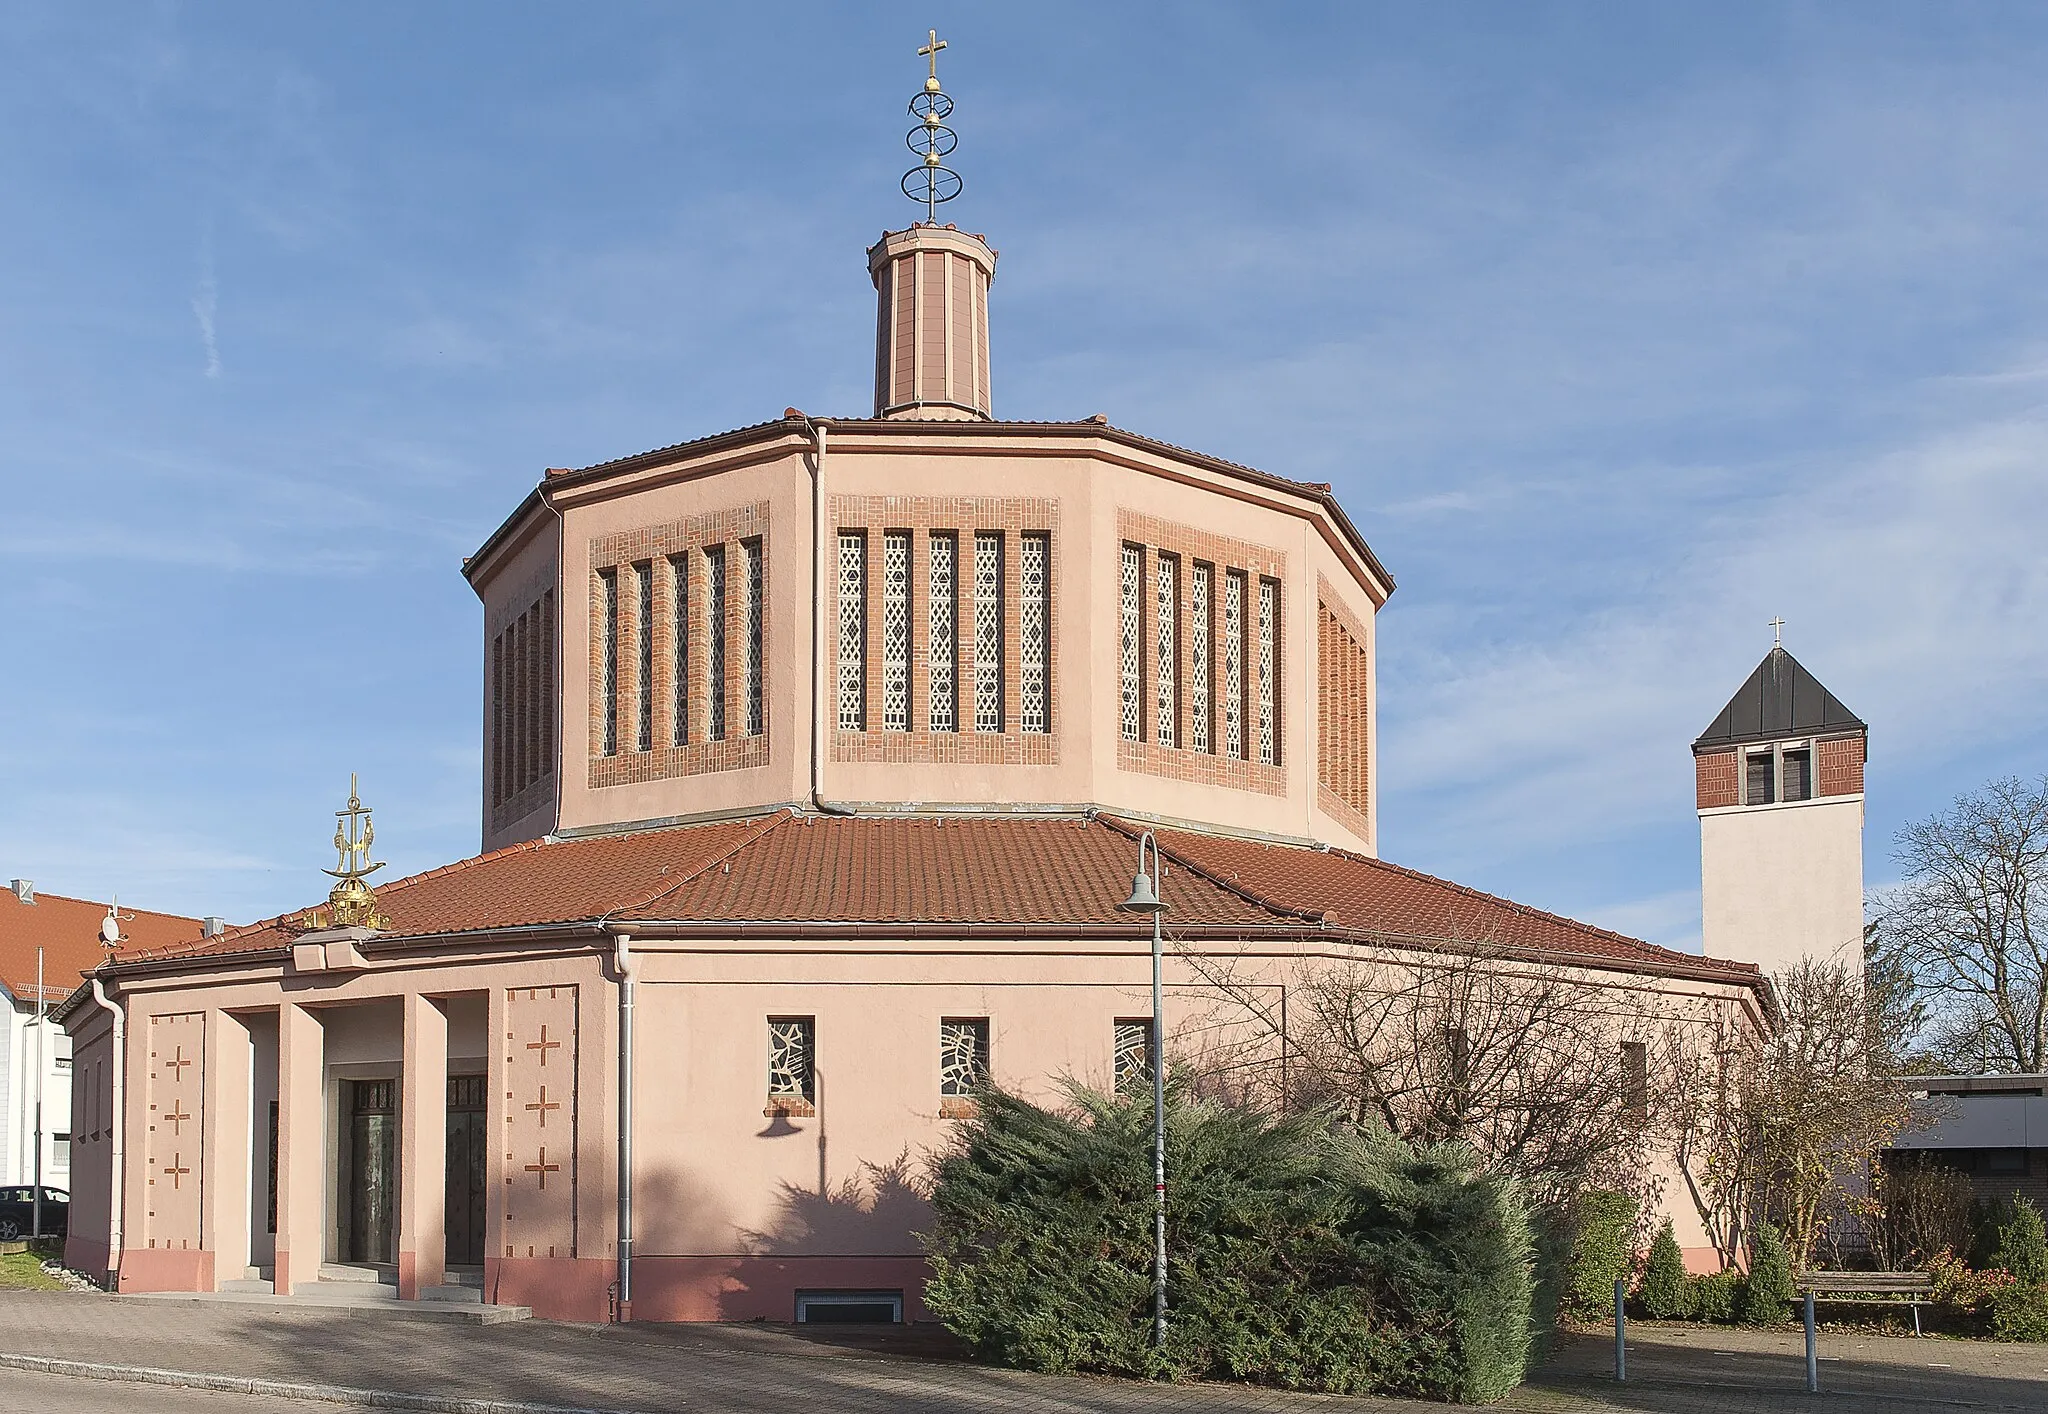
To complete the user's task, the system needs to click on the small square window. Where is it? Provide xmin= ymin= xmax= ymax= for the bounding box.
xmin=1114 ymin=1019 xmax=1154 ymax=1097
xmin=767 ymin=1017 xmax=815 ymax=1111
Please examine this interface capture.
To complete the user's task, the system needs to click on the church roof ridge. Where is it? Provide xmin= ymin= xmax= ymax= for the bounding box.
xmin=1693 ymin=645 xmax=1866 ymax=752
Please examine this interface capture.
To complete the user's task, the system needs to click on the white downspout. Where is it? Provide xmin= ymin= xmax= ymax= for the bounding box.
xmin=612 ymin=929 xmax=637 ymax=1321
xmin=87 ymin=977 xmax=125 ymax=1290
xmin=799 ymin=414 xmax=854 ymax=816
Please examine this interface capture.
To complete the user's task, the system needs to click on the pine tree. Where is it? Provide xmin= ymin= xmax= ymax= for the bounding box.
xmin=1992 ymin=1199 xmax=2048 ymax=1286
xmin=1637 ymin=1218 xmax=1691 ymax=1319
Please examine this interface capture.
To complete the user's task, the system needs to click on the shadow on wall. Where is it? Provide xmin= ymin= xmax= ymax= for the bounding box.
xmin=739 ymin=1152 xmax=933 ymax=1258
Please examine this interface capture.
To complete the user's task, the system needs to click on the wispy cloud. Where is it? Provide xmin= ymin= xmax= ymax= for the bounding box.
xmin=192 ymin=228 xmax=220 ymax=377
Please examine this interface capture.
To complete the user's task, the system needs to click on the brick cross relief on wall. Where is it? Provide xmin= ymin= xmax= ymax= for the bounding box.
xmin=503 ymin=986 xmax=578 ymax=1259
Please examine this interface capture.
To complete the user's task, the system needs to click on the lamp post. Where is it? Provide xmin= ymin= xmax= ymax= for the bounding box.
xmin=1117 ymin=832 xmax=1168 ymax=1352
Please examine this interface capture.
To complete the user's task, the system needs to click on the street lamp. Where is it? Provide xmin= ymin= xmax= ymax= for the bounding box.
xmin=1117 ymin=831 xmax=1168 ymax=1351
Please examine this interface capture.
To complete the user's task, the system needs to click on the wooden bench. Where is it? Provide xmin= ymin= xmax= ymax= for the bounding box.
xmin=1795 ymin=1271 xmax=1935 ymax=1335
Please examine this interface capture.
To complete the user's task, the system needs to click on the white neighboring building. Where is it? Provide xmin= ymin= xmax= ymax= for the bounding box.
xmin=1693 ymin=645 xmax=1869 ymax=976
xmin=0 ymin=881 xmax=209 ymax=1194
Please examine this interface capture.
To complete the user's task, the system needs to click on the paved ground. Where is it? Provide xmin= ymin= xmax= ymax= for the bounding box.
xmin=0 ymin=1290 xmax=2041 ymax=1412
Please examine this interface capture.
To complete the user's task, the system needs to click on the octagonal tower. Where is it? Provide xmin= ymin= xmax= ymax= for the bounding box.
xmin=465 ymin=227 xmax=1393 ymax=858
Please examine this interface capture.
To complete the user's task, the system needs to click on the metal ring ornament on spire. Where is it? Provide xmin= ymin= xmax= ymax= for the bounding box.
xmin=901 ymin=165 xmax=963 ymax=208
xmin=905 ymin=124 xmax=957 ymax=158
xmin=910 ymin=90 xmax=953 ymax=121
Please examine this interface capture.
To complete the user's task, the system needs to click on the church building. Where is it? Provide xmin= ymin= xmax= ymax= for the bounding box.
xmin=58 ymin=46 xmax=1773 ymax=1320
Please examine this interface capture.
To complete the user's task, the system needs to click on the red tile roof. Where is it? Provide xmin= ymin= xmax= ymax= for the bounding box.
xmin=1 ymin=888 xmax=204 ymax=1002
xmin=104 ymin=813 xmax=1761 ymax=996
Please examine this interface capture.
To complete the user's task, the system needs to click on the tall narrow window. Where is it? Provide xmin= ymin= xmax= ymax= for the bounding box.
xmin=1257 ymin=576 xmax=1279 ymax=766
xmin=742 ymin=538 xmax=764 ymax=737
xmin=837 ymin=531 xmax=866 ymax=731
xmin=1189 ymin=563 xmax=1212 ymax=754
xmin=1155 ymin=552 xmax=1179 ymax=748
xmin=767 ymin=1017 xmax=815 ymax=1104
xmin=538 ymin=589 xmax=555 ymax=778
xmin=491 ymin=633 xmax=506 ymax=804
xmin=1114 ymin=1019 xmax=1154 ymax=1097
xmin=1119 ymin=543 xmax=1143 ymax=742
xmin=706 ymin=545 xmax=728 ymax=741
xmin=598 ymin=568 xmax=619 ymax=757
xmin=524 ymin=603 xmax=542 ymax=787
xmin=881 ymin=531 xmax=911 ymax=732
xmin=1621 ymin=1040 xmax=1649 ymax=1120
xmin=634 ymin=561 xmax=654 ymax=753
xmin=940 ymin=1018 xmax=990 ymax=1098
xmin=511 ymin=613 xmax=528 ymax=788
xmin=973 ymin=531 xmax=1004 ymax=733
xmin=928 ymin=532 xmax=957 ymax=732
xmin=668 ymin=554 xmax=689 ymax=746
xmin=1223 ymin=569 xmax=1245 ymax=759
xmin=1020 ymin=531 xmax=1050 ymax=734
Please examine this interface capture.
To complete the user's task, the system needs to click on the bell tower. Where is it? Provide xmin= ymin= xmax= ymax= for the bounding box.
xmin=1694 ymin=630 xmax=1868 ymax=975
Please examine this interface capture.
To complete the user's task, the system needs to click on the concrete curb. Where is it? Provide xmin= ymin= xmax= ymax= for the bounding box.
xmin=0 ymin=1353 xmax=648 ymax=1414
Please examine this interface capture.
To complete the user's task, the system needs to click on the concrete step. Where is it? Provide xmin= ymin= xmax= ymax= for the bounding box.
xmin=419 ymin=1284 xmax=481 ymax=1304
xmin=240 ymin=1266 xmax=275 ymax=1283
xmin=317 ymin=1262 xmax=396 ymax=1286
xmin=442 ymin=1267 xmax=483 ymax=1288
xmin=218 ymin=1278 xmax=274 ymax=1294
xmin=121 ymin=1290 xmax=530 ymax=1325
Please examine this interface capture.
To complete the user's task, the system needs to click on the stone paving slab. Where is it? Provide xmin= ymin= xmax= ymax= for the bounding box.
xmin=0 ymin=1290 xmax=2043 ymax=1413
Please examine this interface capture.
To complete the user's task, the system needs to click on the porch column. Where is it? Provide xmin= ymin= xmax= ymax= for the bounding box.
xmin=201 ymin=1010 xmax=253 ymax=1290
xmin=398 ymin=993 xmax=447 ymax=1300
xmin=274 ymin=1001 xmax=325 ymax=1296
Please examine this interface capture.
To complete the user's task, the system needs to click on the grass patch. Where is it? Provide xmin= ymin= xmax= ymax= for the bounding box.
xmin=0 ymin=1250 xmax=67 ymax=1291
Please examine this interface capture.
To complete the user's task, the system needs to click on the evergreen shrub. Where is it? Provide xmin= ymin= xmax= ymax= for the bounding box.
xmin=1737 ymin=1225 xmax=1796 ymax=1326
xmin=921 ymin=1084 xmax=1535 ymax=1403
xmin=1688 ymin=1269 xmax=1742 ymax=1323
xmin=1637 ymin=1218 xmax=1693 ymax=1319
xmin=1989 ymin=1200 xmax=2048 ymax=1341
xmin=1559 ymin=1190 xmax=1638 ymax=1322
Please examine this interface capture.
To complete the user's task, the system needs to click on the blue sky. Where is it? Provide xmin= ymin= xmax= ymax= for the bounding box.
xmin=3 ymin=4 xmax=2045 ymax=949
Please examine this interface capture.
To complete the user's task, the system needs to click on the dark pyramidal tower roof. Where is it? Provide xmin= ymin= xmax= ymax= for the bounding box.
xmin=1694 ymin=646 xmax=1865 ymax=751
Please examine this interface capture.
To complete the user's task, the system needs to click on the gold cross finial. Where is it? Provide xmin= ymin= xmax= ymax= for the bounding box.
xmin=919 ymin=28 xmax=947 ymax=89
xmin=304 ymin=772 xmax=388 ymax=930
xmin=1769 ymin=616 xmax=1786 ymax=647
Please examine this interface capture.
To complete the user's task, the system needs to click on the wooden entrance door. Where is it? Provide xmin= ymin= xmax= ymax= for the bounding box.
xmin=444 ymin=1075 xmax=487 ymax=1267
xmin=347 ymin=1079 xmax=397 ymax=1264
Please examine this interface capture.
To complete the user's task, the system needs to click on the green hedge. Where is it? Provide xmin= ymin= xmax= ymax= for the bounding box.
xmin=1637 ymin=1219 xmax=1692 ymax=1319
xmin=922 ymin=1084 xmax=1534 ymax=1403
xmin=1737 ymin=1225 xmax=1796 ymax=1326
xmin=1559 ymin=1191 xmax=1638 ymax=1321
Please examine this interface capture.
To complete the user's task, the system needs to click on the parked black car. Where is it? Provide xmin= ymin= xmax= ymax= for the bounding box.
xmin=0 ymin=1186 xmax=67 ymax=1239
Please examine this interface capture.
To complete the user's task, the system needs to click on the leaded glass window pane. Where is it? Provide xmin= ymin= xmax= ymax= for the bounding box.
xmin=881 ymin=531 xmax=910 ymax=732
xmin=668 ymin=554 xmax=689 ymax=746
xmin=599 ymin=568 xmax=619 ymax=757
xmin=491 ymin=632 xmax=505 ymax=804
xmin=706 ymin=545 xmax=728 ymax=741
xmin=1119 ymin=543 xmax=1143 ymax=742
xmin=1155 ymin=552 xmax=1178 ymax=748
xmin=1020 ymin=532 xmax=1049 ymax=735
xmin=538 ymin=589 xmax=555 ymax=776
xmin=635 ymin=561 xmax=654 ymax=753
xmin=1114 ymin=1019 xmax=1154 ymax=1097
xmin=1189 ymin=563 xmax=1211 ymax=754
xmin=837 ymin=532 xmax=866 ymax=731
xmin=1257 ymin=576 xmax=1278 ymax=766
xmin=928 ymin=532 xmax=957 ymax=732
xmin=767 ymin=1017 xmax=814 ymax=1101
xmin=940 ymin=1018 xmax=990 ymax=1097
xmin=743 ymin=538 xmax=764 ymax=737
xmin=1223 ymin=570 xmax=1245 ymax=759
xmin=973 ymin=531 xmax=1003 ymax=733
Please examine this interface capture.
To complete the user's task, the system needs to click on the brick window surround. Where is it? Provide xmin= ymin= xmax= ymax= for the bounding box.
xmin=1115 ymin=508 xmax=1286 ymax=797
xmin=488 ymin=566 xmax=558 ymax=834
xmin=1693 ymin=734 xmax=1864 ymax=810
xmin=831 ymin=495 xmax=1060 ymax=767
xmin=1316 ymin=576 xmax=1372 ymax=841
xmin=588 ymin=502 xmax=770 ymax=790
